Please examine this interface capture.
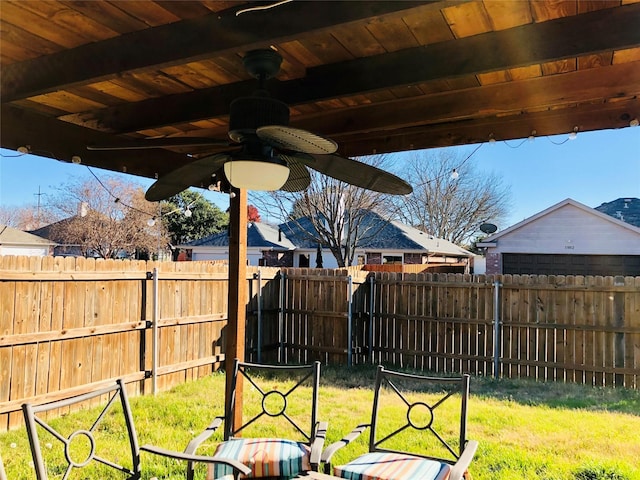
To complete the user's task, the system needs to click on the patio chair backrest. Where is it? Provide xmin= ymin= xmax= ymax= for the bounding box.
xmin=226 ymin=360 xmax=320 ymax=443
xmin=22 ymin=379 xmax=141 ymax=480
xmin=370 ymin=366 xmax=470 ymax=463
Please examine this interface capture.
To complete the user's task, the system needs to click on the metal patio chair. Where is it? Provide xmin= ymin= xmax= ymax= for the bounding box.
xmin=322 ymin=366 xmax=478 ymax=480
xmin=185 ymin=359 xmax=327 ymax=480
xmin=22 ymin=379 xmax=249 ymax=480
xmin=0 ymin=452 xmax=7 ymax=480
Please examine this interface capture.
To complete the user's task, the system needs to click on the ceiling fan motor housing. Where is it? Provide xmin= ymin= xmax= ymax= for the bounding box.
xmin=228 ymin=96 xmax=290 ymax=143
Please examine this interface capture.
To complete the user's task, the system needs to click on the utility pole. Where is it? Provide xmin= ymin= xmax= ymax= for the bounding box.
xmin=34 ymin=186 xmax=44 ymax=227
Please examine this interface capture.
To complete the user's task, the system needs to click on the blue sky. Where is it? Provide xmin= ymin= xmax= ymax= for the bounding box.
xmin=1 ymin=126 xmax=638 ymax=228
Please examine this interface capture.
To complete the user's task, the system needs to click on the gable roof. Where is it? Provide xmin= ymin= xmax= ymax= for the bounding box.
xmin=28 ymin=216 xmax=80 ymax=243
xmin=186 ymin=222 xmax=295 ymax=250
xmin=477 ymin=198 xmax=640 ymax=245
xmin=0 ymin=225 xmax=55 ymax=246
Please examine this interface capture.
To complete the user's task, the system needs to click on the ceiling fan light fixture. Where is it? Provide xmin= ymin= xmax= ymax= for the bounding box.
xmin=224 ymin=157 xmax=289 ymax=191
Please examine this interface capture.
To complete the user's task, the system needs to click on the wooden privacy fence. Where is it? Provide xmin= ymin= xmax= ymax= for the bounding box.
xmin=2 ymin=258 xmax=639 ymax=431
xmin=249 ymin=270 xmax=640 ymax=389
xmin=0 ymin=256 xmax=229 ymax=431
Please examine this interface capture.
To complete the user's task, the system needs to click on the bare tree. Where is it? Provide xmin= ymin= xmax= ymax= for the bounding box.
xmin=393 ymin=149 xmax=511 ymax=246
xmin=46 ymin=175 xmax=165 ymax=258
xmin=253 ymin=155 xmax=398 ymax=267
xmin=0 ymin=205 xmax=58 ymax=230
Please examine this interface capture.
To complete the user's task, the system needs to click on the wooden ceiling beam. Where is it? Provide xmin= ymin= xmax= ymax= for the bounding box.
xmin=0 ymin=1 xmax=435 ymax=102
xmin=0 ymin=104 xmax=190 ymax=179
xmin=332 ymin=99 xmax=640 ymax=157
xmin=291 ymin=62 xmax=640 ymax=137
xmin=66 ymin=3 xmax=640 ymax=134
xmin=2 ymin=99 xmax=637 ymax=184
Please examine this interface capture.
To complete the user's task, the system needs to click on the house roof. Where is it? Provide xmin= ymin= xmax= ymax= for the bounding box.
xmin=280 ymin=211 xmax=473 ymax=257
xmin=186 ymin=222 xmax=295 ymax=250
xmin=595 ymin=197 xmax=640 ymax=228
xmin=278 ymin=217 xmax=324 ymax=249
xmin=387 ymin=220 xmax=475 ymax=257
xmin=477 ymin=198 xmax=640 ymax=246
xmin=28 ymin=217 xmax=80 ymax=243
xmin=183 ymin=211 xmax=472 ymax=257
xmin=0 ymin=225 xmax=55 ymax=246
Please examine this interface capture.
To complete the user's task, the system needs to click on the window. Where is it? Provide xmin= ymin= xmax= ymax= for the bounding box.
xmin=383 ymin=255 xmax=402 ymax=265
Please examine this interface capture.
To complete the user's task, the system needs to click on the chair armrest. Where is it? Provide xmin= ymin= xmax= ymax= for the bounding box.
xmin=309 ymin=421 xmax=328 ymax=469
xmin=140 ymin=444 xmax=252 ymax=476
xmin=184 ymin=416 xmax=224 ymax=455
xmin=449 ymin=440 xmax=478 ymax=480
xmin=320 ymin=423 xmax=370 ymax=466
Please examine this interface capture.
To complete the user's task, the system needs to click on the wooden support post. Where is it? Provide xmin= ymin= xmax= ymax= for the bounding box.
xmin=226 ymin=187 xmax=247 ymax=432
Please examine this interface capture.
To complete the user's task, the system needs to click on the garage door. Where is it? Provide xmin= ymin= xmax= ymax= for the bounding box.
xmin=502 ymin=254 xmax=640 ymax=276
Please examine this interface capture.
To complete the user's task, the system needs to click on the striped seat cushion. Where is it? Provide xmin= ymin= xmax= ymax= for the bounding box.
xmin=334 ymin=452 xmax=451 ymax=480
xmin=208 ymin=438 xmax=311 ymax=479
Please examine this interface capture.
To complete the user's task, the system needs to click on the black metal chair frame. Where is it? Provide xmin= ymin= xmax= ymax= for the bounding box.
xmin=0 ymin=451 xmax=8 ymax=480
xmin=185 ymin=359 xmax=327 ymax=480
xmin=22 ymin=379 xmax=250 ymax=480
xmin=322 ymin=366 xmax=478 ymax=480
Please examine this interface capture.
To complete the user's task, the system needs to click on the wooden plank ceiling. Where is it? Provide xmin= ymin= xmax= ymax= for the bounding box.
xmin=1 ymin=0 xmax=639 ymax=184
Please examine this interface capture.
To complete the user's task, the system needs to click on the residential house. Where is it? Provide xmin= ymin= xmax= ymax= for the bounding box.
xmin=187 ymin=222 xmax=296 ymax=266
xmin=476 ymin=198 xmax=640 ymax=275
xmin=182 ymin=211 xmax=473 ymax=269
xmin=0 ymin=225 xmax=55 ymax=256
xmin=29 ymin=217 xmax=85 ymax=257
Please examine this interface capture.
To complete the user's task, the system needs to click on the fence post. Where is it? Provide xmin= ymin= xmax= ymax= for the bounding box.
xmin=347 ymin=275 xmax=353 ymax=367
xmin=368 ymin=274 xmax=375 ymax=364
xmin=255 ymin=271 xmax=263 ymax=363
xmin=278 ymin=272 xmax=286 ymax=363
xmin=151 ymin=267 xmax=159 ymax=395
xmin=613 ymin=276 xmax=625 ymax=387
xmin=493 ymin=280 xmax=501 ymax=379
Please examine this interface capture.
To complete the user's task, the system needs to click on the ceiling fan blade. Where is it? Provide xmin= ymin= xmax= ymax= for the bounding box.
xmin=279 ymin=154 xmax=311 ymax=192
xmin=145 ymin=153 xmax=230 ymax=201
xmin=88 ymin=137 xmax=230 ymax=151
xmin=300 ymin=153 xmax=413 ymax=195
xmin=257 ymin=126 xmax=338 ymax=154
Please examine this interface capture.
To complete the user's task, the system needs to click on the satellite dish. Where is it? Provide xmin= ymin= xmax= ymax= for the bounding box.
xmin=480 ymin=223 xmax=497 ymax=234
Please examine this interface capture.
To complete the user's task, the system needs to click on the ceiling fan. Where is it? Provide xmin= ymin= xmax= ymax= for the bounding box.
xmin=87 ymin=49 xmax=413 ymax=201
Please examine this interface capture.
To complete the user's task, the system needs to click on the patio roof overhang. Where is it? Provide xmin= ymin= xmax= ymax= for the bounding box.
xmin=2 ymin=0 xmax=639 ymax=428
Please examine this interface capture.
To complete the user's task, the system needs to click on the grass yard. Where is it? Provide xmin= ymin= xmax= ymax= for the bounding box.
xmin=1 ymin=364 xmax=639 ymax=479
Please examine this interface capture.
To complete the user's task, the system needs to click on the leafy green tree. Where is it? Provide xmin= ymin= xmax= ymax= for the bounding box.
xmin=161 ymin=190 xmax=228 ymax=247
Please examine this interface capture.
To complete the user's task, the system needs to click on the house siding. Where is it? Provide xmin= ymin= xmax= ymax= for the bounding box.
xmin=480 ymin=200 xmax=640 ymax=276
xmin=489 ymin=204 xmax=640 ymax=255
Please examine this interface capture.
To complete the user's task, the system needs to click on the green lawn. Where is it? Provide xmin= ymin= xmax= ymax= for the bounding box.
xmin=2 ymin=365 xmax=639 ymax=479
